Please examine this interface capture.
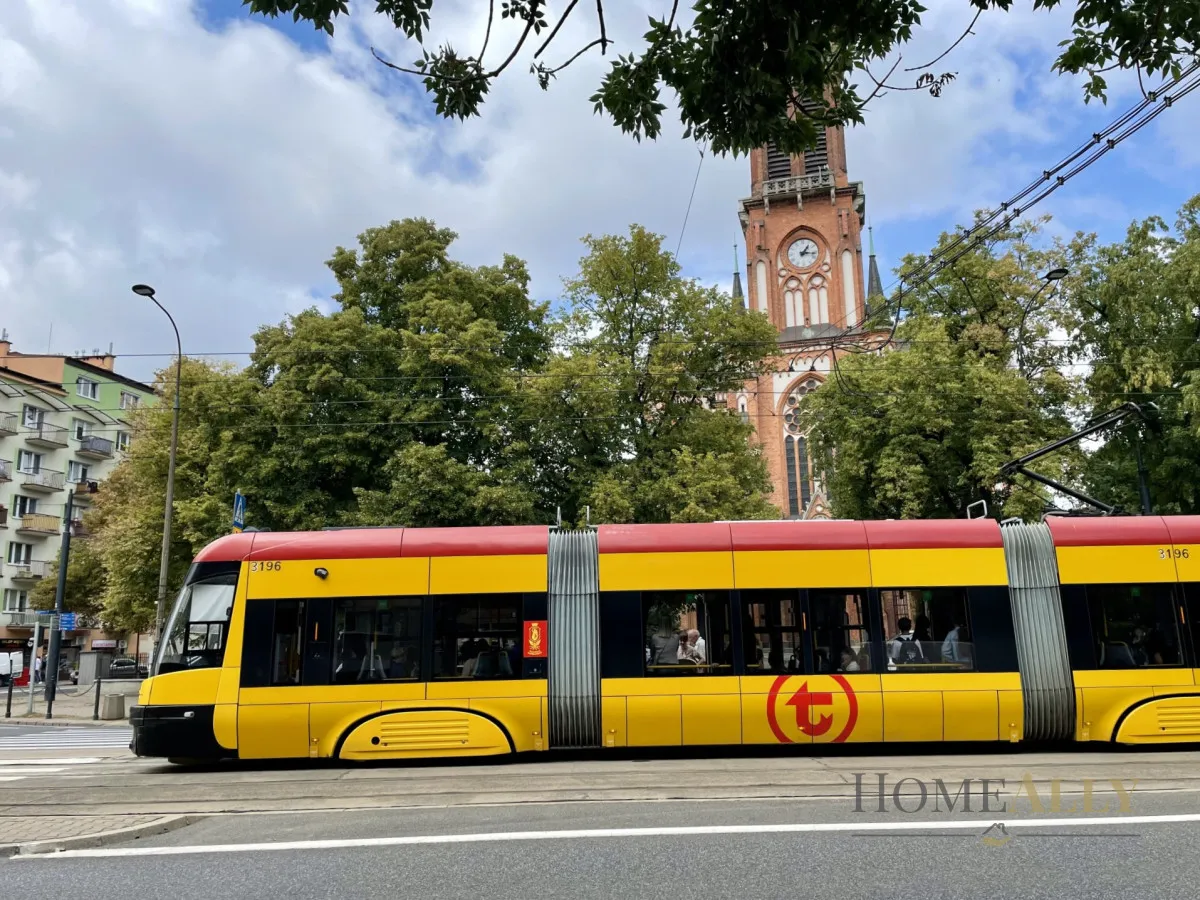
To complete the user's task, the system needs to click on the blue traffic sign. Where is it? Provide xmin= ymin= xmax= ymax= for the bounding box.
xmin=232 ymin=491 xmax=246 ymax=533
xmin=59 ymin=613 xmax=77 ymax=631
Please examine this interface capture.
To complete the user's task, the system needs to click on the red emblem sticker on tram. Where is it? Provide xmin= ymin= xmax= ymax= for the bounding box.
xmin=524 ymin=620 xmax=547 ymax=658
xmin=766 ymin=675 xmax=858 ymax=743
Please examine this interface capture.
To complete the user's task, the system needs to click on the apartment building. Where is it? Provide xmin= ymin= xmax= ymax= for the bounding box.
xmin=0 ymin=332 xmax=156 ymax=668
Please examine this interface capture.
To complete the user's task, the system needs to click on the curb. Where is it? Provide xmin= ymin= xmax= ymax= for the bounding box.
xmin=0 ymin=815 xmax=204 ymax=858
xmin=0 ymin=718 xmax=130 ymax=728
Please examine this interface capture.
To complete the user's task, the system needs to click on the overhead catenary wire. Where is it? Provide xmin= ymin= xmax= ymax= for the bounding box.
xmin=793 ymin=58 xmax=1200 ymax=345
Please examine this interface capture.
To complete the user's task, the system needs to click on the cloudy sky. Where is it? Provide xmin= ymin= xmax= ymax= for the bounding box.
xmin=1 ymin=0 xmax=1196 ymax=384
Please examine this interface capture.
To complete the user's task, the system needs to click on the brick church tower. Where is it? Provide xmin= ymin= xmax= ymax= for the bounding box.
xmin=731 ymin=121 xmax=887 ymax=518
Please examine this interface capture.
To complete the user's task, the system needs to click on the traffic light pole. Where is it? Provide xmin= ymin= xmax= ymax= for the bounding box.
xmin=44 ymin=489 xmax=74 ymax=718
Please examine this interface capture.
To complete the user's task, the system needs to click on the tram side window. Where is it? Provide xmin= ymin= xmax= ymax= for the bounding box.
xmin=809 ymin=590 xmax=871 ymax=673
xmin=271 ymin=600 xmax=305 ymax=686
xmin=740 ymin=590 xmax=801 ymax=673
xmin=643 ymin=591 xmax=733 ymax=675
xmin=332 ymin=597 xmax=422 ymax=683
xmin=1086 ymin=583 xmax=1180 ymax=668
xmin=432 ymin=594 xmax=526 ymax=679
xmin=879 ymin=588 xmax=974 ymax=671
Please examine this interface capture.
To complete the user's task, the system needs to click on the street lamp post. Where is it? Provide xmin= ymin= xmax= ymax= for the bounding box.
xmin=132 ymin=284 xmax=182 ymax=659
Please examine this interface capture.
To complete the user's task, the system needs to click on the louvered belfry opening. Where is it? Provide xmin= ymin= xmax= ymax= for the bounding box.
xmin=800 ymin=100 xmax=829 ymax=175
xmin=765 ymin=144 xmax=791 ymax=180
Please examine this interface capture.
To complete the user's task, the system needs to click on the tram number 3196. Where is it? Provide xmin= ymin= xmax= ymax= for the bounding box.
xmin=250 ymin=560 xmax=282 ymax=572
xmin=1158 ymin=548 xmax=1191 ymax=559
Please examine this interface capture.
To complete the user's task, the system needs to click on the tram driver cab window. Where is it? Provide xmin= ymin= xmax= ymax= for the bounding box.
xmin=643 ymin=591 xmax=732 ymax=676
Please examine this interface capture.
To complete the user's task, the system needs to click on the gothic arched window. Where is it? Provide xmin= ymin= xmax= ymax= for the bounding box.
xmin=782 ymin=379 xmax=819 ymax=517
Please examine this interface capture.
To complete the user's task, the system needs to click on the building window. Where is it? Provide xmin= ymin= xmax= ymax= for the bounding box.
xmin=120 ymin=391 xmax=139 ymax=410
xmin=765 ymin=144 xmax=791 ymax=180
xmin=76 ymin=377 xmax=99 ymax=400
xmin=7 ymin=542 xmax=32 ymax=565
xmin=13 ymin=496 xmax=38 ymax=517
xmin=782 ymin=379 xmax=820 ymax=517
xmin=68 ymin=461 xmax=89 ymax=484
xmin=116 ymin=431 xmax=131 ymax=452
xmin=3 ymin=589 xmax=28 ymax=612
xmin=72 ymin=418 xmax=90 ymax=440
xmin=17 ymin=450 xmax=41 ymax=474
xmin=22 ymin=405 xmax=43 ymax=428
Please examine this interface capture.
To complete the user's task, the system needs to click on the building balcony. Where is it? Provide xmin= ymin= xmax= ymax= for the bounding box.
xmin=20 ymin=467 xmax=65 ymax=492
xmin=8 ymin=559 xmax=51 ymax=581
xmin=1 ymin=610 xmax=40 ymax=628
xmin=15 ymin=513 xmax=60 ymax=536
xmin=70 ymin=480 xmax=101 ymax=502
xmin=0 ymin=412 xmax=16 ymax=436
xmin=758 ymin=169 xmax=835 ymax=199
xmin=77 ymin=434 xmax=114 ymax=459
xmin=0 ymin=458 xmax=10 ymax=482
xmin=23 ymin=422 xmax=69 ymax=448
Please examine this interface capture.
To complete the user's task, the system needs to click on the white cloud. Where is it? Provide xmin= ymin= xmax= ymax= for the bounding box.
xmin=0 ymin=0 xmax=1195 ymax=385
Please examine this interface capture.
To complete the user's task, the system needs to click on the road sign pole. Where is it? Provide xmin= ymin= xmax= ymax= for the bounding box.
xmin=26 ymin=620 xmax=42 ymax=716
xmin=44 ymin=489 xmax=74 ymax=717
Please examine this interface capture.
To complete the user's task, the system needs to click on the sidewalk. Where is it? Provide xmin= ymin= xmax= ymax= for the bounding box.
xmin=0 ymin=814 xmax=199 ymax=857
xmin=2 ymin=680 xmax=138 ymax=725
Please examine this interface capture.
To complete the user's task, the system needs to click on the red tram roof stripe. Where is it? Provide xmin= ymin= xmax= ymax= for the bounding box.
xmin=597 ymin=523 xmax=732 ymax=554
xmin=246 ymin=529 xmax=406 ymax=561
xmin=1163 ymin=516 xmax=1200 ymax=546
xmin=1046 ymin=515 xmax=1171 ymax=547
xmin=195 ymin=525 xmax=550 ymax=562
xmin=402 ymin=525 xmax=549 ymax=558
xmin=194 ymin=533 xmax=256 ymax=562
xmin=728 ymin=520 xmax=868 ymax=551
xmin=862 ymin=519 xmax=1003 ymax=550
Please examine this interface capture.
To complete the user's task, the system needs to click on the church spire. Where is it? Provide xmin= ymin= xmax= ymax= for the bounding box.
xmin=731 ymin=243 xmax=745 ymax=309
xmin=866 ymin=225 xmax=884 ymax=320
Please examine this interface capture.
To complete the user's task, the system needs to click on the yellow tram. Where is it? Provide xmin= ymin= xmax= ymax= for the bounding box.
xmin=131 ymin=516 xmax=1200 ymax=761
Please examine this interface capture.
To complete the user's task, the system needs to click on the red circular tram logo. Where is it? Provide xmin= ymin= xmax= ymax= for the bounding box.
xmin=766 ymin=674 xmax=859 ymax=743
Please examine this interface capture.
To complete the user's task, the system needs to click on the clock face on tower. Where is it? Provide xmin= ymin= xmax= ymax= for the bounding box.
xmin=787 ymin=238 xmax=819 ymax=269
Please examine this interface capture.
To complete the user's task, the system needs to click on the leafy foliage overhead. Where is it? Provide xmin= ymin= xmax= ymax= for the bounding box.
xmin=243 ymin=0 xmax=1199 ymax=153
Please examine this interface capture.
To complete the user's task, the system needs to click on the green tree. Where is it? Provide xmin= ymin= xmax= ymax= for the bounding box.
xmin=1064 ymin=194 xmax=1200 ymax=514
xmin=531 ymin=224 xmax=781 ymax=523
xmin=243 ymin=1 xmax=1197 ymax=154
xmin=77 ymin=359 xmax=260 ymax=632
xmin=802 ymin=220 xmax=1075 ymax=519
xmin=28 ymin=515 xmax=109 ymax=624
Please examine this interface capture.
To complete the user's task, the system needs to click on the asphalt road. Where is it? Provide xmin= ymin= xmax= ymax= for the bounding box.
xmin=5 ymin=729 xmax=1200 ymax=897
xmin=7 ymin=793 xmax=1200 ymax=899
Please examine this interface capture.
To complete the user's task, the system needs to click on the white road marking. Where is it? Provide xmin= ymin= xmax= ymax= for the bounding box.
xmin=0 ymin=729 xmax=130 ymax=750
xmin=0 ymin=756 xmax=107 ymax=782
xmin=20 ymin=812 xmax=1200 ymax=860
